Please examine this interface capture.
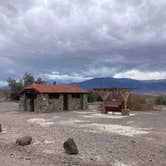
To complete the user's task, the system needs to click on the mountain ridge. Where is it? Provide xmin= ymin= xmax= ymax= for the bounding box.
xmin=71 ymin=77 xmax=166 ymax=94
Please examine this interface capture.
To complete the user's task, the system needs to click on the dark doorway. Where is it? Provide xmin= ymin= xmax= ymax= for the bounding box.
xmin=26 ymin=91 xmax=36 ymax=112
xmin=80 ymin=95 xmax=83 ymax=110
xmin=30 ymin=98 xmax=35 ymax=112
xmin=63 ymin=94 xmax=68 ymax=110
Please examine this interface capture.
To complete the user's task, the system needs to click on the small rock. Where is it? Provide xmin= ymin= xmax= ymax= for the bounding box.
xmin=121 ymin=109 xmax=130 ymax=116
xmin=131 ymin=140 xmax=136 ymax=144
xmin=63 ymin=138 xmax=79 ymax=154
xmin=10 ymin=153 xmax=14 ymax=158
xmin=16 ymin=136 xmax=32 ymax=146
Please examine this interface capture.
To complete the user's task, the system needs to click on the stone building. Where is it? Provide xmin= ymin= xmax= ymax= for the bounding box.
xmin=20 ymin=84 xmax=88 ymax=112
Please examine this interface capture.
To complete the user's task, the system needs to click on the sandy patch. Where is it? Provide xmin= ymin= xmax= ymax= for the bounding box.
xmin=34 ymin=139 xmax=55 ymax=145
xmin=43 ymin=149 xmax=54 ymax=154
xmin=74 ymin=111 xmax=92 ymax=114
xmin=57 ymin=119 xmax=90 ymax=125
xmin=115 ymin=161 xmax=133 ymax=166
xmin=80 ymin=123 xmax=150 ymax=136
xmin=43 ymin=140 xmax=55 ymax=144
xmin=82 ymin=113 xmax=136 ymax=119
xmin=56 ymin=118 xmax=149 ymax=136
xmin=0 ymin=128 xmax=7 ymax=134
xmin=82 ymin=115 xmax=95 ymax=118
xmin=27 ymin=118 xmax=54 ymax=127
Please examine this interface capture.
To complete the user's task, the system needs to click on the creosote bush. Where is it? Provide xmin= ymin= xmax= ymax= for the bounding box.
xmin=88 ymin=91 xmax=102 ymax=103
xmin=128 ymin=94 xmax=155 ymax=111
xmin=7 ymin=73 xmax=45 ymax=100
xmin=156 ymin=96 xmax=166 ymax=105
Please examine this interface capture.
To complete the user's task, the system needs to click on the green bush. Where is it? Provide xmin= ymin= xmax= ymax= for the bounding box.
xmin=7 ymin=73 xmax=45 ymax=101
xmin=88 ymin=91 xmax=102 ymax=102
xmin=156 ymin=96 xmax=166 ymax=105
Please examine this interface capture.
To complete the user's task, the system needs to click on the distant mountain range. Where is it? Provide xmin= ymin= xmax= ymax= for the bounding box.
xmin=72 ymin=77 xmax=166 ymax=94
xmin=1 ymin=77 xmax=166 ymax=94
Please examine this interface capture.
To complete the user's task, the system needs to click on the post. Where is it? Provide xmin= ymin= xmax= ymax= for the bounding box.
xmin=120 ymin=90 xmax=131 ymax=115
xmin=94 ymin=90 xmax=110 ymax=113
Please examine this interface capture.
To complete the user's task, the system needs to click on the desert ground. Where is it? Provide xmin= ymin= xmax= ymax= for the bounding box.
xmin=0 ymin=102 xmax=166 ymax=166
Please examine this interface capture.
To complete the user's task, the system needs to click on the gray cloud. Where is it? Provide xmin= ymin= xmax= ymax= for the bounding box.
xmin=0 ymin=0 xmax=166 ymax=84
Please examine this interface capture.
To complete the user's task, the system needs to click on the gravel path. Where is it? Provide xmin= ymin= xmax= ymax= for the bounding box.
xmin=0 ymin=102 xmax=166 ymax=166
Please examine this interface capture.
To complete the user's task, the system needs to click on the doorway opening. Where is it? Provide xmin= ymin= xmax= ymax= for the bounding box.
xmin=63 ymin=94 xmax=68 ymax=110
xmin=26 ymin=91 xmax=37 ymax=112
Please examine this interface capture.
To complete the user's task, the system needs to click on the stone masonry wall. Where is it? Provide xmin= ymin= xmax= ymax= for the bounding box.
xmin=82 ymin=94 xmax=88 ymax=110
xmin=47 ymin=94 xmax=63 ymax=112
xmin=68 ymin=94 xmax=81 ymax=110
xmin=68 ymin=94 xmax=88 ymax=110
xmin=19 ymin=94 xmax=32 ymax=112
xmin=35 ymin=94 xmax=63 ymax=112
xmin=19 ymin=94 xmax=26 ymax=111
xmin=20 ymin=93 xmax=88 ymax=112
xmin=35 ymin=94 xmax=49 ymax=113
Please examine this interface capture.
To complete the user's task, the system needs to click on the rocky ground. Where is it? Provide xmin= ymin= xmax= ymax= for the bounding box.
xmin=0 ymin=102 xmax=166 ymax=166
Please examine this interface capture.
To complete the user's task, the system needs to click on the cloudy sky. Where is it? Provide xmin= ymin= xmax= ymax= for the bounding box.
xmin=0 ymin=0 xmax=166 ymax=86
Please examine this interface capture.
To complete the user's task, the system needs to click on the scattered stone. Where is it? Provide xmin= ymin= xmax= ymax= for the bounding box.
xmin=108 ymin=150 xmax=112 ymax=153
xmin=16 ymin=136 xmax=32 ymax=146
xmin=131 ymin=140 xmax=136 ymax=144
xmin=0 ymin=124 xmax=2 ymax=132
xmin=63 ymin=138 xmax=79 ymax=154
xmin=10 ymin=153 xmax=14 ymax=158
xmin=121 ymin=109 xmax=130 ymax=116
xmin=17 ymin=156 xmax=24 ymax=160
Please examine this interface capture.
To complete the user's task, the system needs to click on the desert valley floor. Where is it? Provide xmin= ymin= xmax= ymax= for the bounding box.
xmin=0 ymin=102 xmax=166 ymax=166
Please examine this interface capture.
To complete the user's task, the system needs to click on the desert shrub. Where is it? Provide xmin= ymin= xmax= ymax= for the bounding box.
xmin=7 ymin=79 xmax=23 ymax=100
xmin=156 ymin=96 xmax=166 ymax=105
xmin=7 ymin=73 xmax=45 ymax=100
xmin=88 ymin=91 xmax=102 ymax=102
xmin=23 ymin=73 xmax=35 ymax=87
xmin=0 ymin=89 xmax=9 ymax=101
xmin=128 ymin=94 xmax=155 ymax=111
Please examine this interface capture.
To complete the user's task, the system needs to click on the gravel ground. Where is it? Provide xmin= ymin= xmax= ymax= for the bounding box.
xmin=0 ymin=102 xmax=166 ymax=166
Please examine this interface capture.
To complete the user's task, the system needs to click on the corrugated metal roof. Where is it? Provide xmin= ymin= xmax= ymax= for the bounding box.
xmin=21 ymin=83 xmax=87 ymax=94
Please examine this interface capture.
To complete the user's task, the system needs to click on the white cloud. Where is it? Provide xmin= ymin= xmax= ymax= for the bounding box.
xmin=38 ymin=72 xmax=92 ymax=83
xmin=0 ymin=81 xmax=8 ymax=87
xmin=83 ymin=66 xmax=116 ymax=77
xmin=113 ymin=70 xmax=166 ymax=80
xmin=0 ymin=0 xmax=166 ymax=81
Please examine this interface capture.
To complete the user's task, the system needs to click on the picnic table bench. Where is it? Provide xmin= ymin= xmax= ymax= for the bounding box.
xmin=104 ymin=100 xmax=123 ymax=114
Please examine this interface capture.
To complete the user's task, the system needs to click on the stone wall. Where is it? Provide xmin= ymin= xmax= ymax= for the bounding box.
xmin=26 ymin=98 xmax=31 ymax=112
xmin=19 ymin=94 xmax=26 ymax=111
xmin=19 ymin=94 xmax=32 ymax=112
xmin=68 ymin=94 xmax=88 ymax=110
xmin=68 ymin=94 xmax=81 ymax=110
xmin=47 ymin=94 xmax=63 ymax=112
xmin=82 ymin=94 xmax=88 ymax=110
xmin=35 ymin=94 xmax=49 ymax=113
xmin=20 ymin=92 xmax=88 ymax=112
xmin=34 ymin=94 xmax=64 ymax=112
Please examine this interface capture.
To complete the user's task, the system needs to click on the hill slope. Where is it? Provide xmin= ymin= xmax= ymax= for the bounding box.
xmin=72 ymin=77 xmax=166 ymax=94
